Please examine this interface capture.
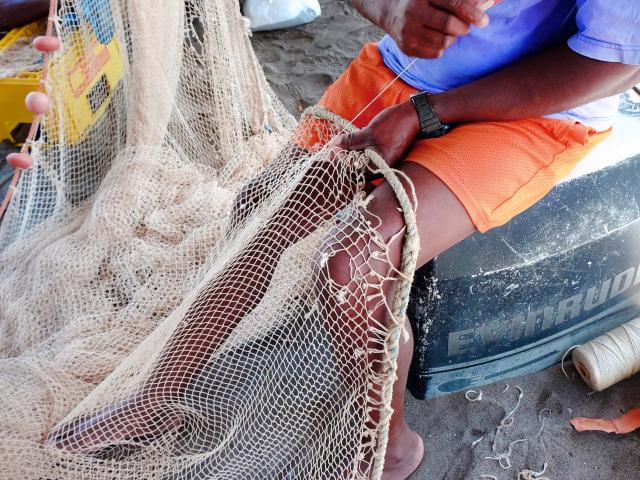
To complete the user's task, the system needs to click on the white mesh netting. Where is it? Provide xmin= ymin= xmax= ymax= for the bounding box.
xmin=0 ymin=1 xmax=419 ymax=479
xmin=0 ymin=20 xmax=46 ymax=79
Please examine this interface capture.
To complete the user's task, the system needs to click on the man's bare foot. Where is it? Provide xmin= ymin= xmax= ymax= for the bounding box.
xmin=45 ymin=393 xmax=184 ymax=454
xmin=381 ymin=430 xmax=424 ymax=480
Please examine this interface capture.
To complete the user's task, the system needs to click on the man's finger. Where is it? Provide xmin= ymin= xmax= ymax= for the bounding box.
xmin=430 ymin=0 xmax=490 ymax=28
xmin=424 ymin=27 xmax=459 ymax=49
xmin=332 ymin=130 xmax=372 ymax=152
xmin=399 ymin=42 xmax=446 ymax=59
xmin=420 ymin=6 xmax=471 ymax=37
xmin=404 ymin=27 xmax=456 ymax=50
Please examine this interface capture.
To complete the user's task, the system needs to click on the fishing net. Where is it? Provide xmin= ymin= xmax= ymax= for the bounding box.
xmin=0 ymin=20 xmax=46 ymax=79
xmin=0 ymin=1 xmax=419 ymax=479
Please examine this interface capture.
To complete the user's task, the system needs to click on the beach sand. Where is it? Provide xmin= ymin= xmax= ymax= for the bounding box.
xmin=251 ymin=2 xmax=640 ymax=479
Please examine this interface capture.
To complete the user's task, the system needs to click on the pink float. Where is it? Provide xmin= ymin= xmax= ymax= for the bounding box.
xmin=33 ymin=35 xmax=61 ymax=52
xmin=6 ymin=153 xmax=34 ymax=170
xmin=25 ymin=91 xmax=50 ymax=115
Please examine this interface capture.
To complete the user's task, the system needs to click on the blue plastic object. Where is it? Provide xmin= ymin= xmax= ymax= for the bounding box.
xmin=62 ymin=0 xmax=115 ymax=44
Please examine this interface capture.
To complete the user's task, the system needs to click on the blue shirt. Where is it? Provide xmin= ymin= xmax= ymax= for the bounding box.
xmin=378 ymin=0 xmax=640 ymax=131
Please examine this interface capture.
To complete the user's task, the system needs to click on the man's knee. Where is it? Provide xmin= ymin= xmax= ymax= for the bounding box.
xmin=313 ymin=242 xmax=353 ymax=297
xmin=312 ymin=210 xmax=405 ymax=302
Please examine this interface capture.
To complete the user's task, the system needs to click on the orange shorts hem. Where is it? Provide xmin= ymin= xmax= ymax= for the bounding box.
xmin=319 ymin=43 xmax=611 ymax=233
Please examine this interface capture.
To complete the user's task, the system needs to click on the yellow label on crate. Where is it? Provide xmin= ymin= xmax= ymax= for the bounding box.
xmin=49 ymin=30 xmax=124 ymax=145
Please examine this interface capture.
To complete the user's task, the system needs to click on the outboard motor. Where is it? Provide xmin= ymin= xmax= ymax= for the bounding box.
xmin=407 ymin=90 xmax=640 ymax=399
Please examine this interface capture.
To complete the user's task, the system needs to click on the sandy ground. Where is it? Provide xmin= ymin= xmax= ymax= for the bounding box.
xmin=251 ymin=1 xmax=640 ymax=479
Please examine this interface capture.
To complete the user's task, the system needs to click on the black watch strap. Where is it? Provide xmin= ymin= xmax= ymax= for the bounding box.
xmin=411 ymin=92 xmax=447 ymax=139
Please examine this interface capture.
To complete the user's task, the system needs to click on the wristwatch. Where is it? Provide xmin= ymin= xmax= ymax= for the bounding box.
xmin=410 ymin=92 xmax=450 ymax=139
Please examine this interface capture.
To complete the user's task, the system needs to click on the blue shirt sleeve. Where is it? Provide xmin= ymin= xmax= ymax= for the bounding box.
xmin=568 ymin=0 xmax=640 ymax=65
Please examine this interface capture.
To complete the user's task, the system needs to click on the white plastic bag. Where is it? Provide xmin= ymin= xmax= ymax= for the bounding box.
xmin=243 ymin=0 xmax=321 ymax=32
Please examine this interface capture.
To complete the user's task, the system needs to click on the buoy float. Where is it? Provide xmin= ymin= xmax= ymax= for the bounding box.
xmin=6 ymin=153 xmax=34 ymax=170
xmin=25 ymin=91 xmax=50 ymax=115
xmin=33 ymin=35 xmax=61 ymax=52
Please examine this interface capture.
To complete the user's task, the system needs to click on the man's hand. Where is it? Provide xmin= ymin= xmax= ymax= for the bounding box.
xmin=352 ymin=0 xmax=493 ymax=58
xmin=332 ymin=101 xmax=420 ymax=167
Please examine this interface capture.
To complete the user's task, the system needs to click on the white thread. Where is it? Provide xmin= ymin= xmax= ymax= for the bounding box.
xmin=502 ymin=386 xmax=524 ymax=425
xmin=485 ymin=438 xmax=527 ymax=469
xmin=536 ymin=408 xmax=551 ymax=437
xmin=316 ymin=58 xmax=419 ymax=159
xmin=306 ymin=58 xmax=419 ymax=165
xmin=482 ymin=387 xmax=553 ymax=478
xmin=572 ymin=318 xmax=640 ymax=391
xmin=561 ymin=345 xmax=581 ymax=380
xmin=518 ymin=462 xmax=550 ymax=480
xmin=299 ymin=57 xmax=418 ymax=211
xmin=465 ymin=389 xmax=483 ymax=401
xmin=346 ymin=59 xmax=417 ymax=128
xmin=486 ymin=386 xmax=525 ymax=470
xmin=471 ymin=435 xmax=484 ymax=447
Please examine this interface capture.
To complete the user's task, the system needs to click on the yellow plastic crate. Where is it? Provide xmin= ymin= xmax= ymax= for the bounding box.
xmin=0 ymin=20 xmax=124 ymax=145
xmin=0 ymin=22 xmax=43 ymax=143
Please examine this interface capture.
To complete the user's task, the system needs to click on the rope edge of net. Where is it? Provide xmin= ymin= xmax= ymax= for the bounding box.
xmin=304 ymin=105 xmax=421 ymax=480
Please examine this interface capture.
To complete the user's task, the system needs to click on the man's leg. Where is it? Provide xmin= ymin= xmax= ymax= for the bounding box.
xmin=317 ymin=162 xmax=476 ymax=478
xmin=46 ymin=150 xmax=361 ymax=453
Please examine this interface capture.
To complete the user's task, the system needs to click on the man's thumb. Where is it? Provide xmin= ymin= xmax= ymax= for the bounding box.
xmin=331 ymin=129 xmax=370 ymax=152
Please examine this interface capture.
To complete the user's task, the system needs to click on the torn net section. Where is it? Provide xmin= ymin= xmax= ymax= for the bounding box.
xmin=0 ymin=2 xmax=418 ymax=479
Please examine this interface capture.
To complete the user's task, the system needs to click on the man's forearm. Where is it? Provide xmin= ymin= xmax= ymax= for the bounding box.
xmin=430 ymin=44 xmax=640 ymax=124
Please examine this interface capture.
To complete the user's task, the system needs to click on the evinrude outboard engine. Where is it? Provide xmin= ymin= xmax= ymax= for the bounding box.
xmin=407 ymin=90 xmax=640 ymax=399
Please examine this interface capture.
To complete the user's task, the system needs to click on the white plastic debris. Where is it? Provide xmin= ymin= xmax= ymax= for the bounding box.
xmin=243 ymin=0 xmax=321 ymax=32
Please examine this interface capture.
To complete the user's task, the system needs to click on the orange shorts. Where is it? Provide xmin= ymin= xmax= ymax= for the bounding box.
xmin=319 ymin=43 xmax=610 ymax=232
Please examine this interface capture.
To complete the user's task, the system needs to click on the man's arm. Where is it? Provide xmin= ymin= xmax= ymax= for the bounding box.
xmin=335 ymin=44 xmax=640 ymax=166
xmin=431 ymin=44 xmax=640 ymax=124
xmin=351 ymin=0 xmax=491 ymax=58
xmin=0 ymin=0 xmax=49 ymax=31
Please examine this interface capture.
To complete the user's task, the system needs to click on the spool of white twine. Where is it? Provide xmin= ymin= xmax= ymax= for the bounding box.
xmin=572 ymin=318 xmax=640 ymax=391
